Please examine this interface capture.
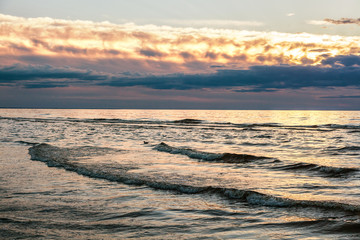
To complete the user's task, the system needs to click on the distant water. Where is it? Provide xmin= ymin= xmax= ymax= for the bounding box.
xmin=1 ymin=109 xmax=360 ymax=239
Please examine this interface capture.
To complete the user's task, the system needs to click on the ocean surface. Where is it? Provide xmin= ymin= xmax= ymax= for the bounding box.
xmin=1 ymin=109 xmax=360 ymax=239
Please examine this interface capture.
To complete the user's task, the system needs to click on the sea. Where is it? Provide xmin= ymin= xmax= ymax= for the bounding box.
xmin=1 ymin=109 xmax=360 ymax=239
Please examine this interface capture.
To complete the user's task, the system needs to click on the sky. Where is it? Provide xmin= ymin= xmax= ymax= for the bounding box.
xmin=1 ymin=0 xmax=360 ymax=109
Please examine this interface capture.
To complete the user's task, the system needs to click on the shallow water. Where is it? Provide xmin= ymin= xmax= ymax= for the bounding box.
xmin=1 ymin=109 xmax=360 ymax=239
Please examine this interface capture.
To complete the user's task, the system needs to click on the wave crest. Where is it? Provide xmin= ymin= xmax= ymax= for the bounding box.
xmin=154 ymin=142 xmax=271 ymax=163
xmin=272 ymin=162 xmax=358 ymax=176
xmin=154 ymin=143 xmax=358 ymax=176
xmin=173 ymin=119 xmax=203 ymax=124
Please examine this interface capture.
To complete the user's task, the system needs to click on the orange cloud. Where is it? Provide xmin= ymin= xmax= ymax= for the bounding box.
xmin=1 ymin=14 xmax=360 ymax=74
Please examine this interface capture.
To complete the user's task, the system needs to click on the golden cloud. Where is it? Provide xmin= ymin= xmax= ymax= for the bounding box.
xmin=1 ymin=14 xmax=360 ymax=74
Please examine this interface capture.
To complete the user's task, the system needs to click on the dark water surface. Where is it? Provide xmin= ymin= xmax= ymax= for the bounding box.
xmin=1 ymin=109 xmax=360 ymax=239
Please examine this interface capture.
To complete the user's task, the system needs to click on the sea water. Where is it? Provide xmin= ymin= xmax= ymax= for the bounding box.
xmin=1 ymin=109 xmax=360 ymax=239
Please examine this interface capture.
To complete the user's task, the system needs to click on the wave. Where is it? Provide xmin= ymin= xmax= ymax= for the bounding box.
xmin=321 ymin=124 xmax=360 ymax=130
xmin=283 ymin=127 xmax=335 ymax=132
xmin=2 ymin=115 xmax=360 ymax=131
xmin=240 ymin=127 xmax=264 ymax=132
xmin=255 ymin=134 xmax=272 ymax=139
xmin=173 ymin=119 xmax=203 ymax=124
xmin=231 ymin=123 xmax=360 ymax=131
xmin=153 ymin=142 xmax=272 ymax=163
xmin=0 ymin=116 xmax=166 ymax=125
xmin=154 ymin=142 xmax=359 ymax=177
xmin=29 ymin=143 xmax=121 ymax=160
xmin=331 ymin=146 xmax=360 ymax=152
xmin=264 ymin=219 xmax=360 ymax=234
xmin=239 ymin=142 xmax=274 ymax=146
xmin=142 ymin=183 xmax=360 ymax=213
xmin=271 ymin=162 xmax=358 ymax=176
xmin=28 ymin=143 xmax=360 ymax=214
xmin=15 ymin=140 xmax=39 ymax=146
xmin=154 ymin=143 xmax=358 ymax=177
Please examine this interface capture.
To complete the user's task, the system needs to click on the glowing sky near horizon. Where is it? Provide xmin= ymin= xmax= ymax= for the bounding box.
xmin=1 ymin=0 xmax=360 ymax=109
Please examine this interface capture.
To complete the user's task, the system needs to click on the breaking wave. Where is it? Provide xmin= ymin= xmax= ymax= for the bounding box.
xmin=153 ymin=143 xmax=358 ymax=176
xmin=28 ymin=143 xmax=360 ymax=214
xmin=153 ymin=142 xmax=272 ymax=163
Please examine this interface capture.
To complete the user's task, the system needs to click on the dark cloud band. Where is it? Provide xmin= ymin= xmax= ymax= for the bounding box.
xmin=2 ymin=55 xmax=360 ymax=92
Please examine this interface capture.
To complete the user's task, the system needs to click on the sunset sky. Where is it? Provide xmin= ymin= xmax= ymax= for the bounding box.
xmin=1 ymin=0 xmax=360 ymax=109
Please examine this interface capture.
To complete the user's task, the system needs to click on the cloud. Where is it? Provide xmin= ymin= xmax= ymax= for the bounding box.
xmin=309 ymin=18 xmax=360 ymax=26
xmin=0 ymin=64 xmax=109 ymax=88
xmin=324 ymin=18 xmax=360 ymax=25
xmin=138 ymin=48 xmax=165 ymax=57
xmin=22 ymin=82 xmax=70 ymax=88
xmin=1 ymin=13 xmax=360 ymax=99
xmin=322 ymin=55 xmax=360 ymax=67
xmin=286 ymin=13 xmax=295 ymax=17
xmin=2 ymin=62 xmax=360 ymax=110
xmin=101 ymin=63 xmax=360 ymax=91
xmin=3 ymin=59 xmax=360 ymax=91
xmin=1 ymin=13 xmax=360 ymax=75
